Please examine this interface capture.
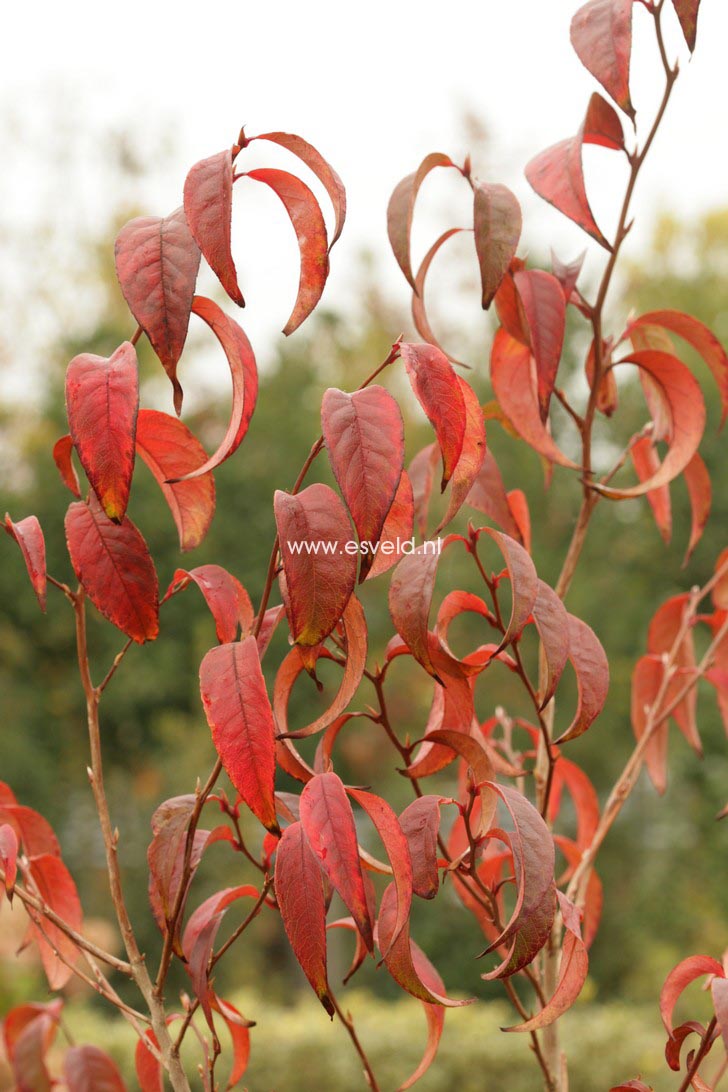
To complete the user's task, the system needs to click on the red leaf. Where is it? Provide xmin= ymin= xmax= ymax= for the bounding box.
xmin=135 ymin=1031 xmax=163 ymax=1092
xmin=165 ymin=564 xmax=253 ymax=644
xmin=321 ymin=386 xmax=404 ymax=577
xmin=627 ymin=309 xmax=728 ymax=426
xmin=52 ymin=435 xmax=81 ymax=497
xmin=183 ymin=149 xmax=243 ymax=307
xmin=593 ymin=352 xmax=705 ymax=499
xmin=490 ymin=329 xmax=579 ymax=468
xmin=513 ymin=270 xmax=566 ymax=420
xmin=399 ymin=797 xmax=445 ymax=900
xmin=682 ymin=452 xmax=711 ymax=564
xmin=250 ymin=130 xmax=346 ymax=247
xmin=671 ymin=0 xmax=701 ymax=51
xmin=412 ymin=228 xmax=467 ymax=364
xmin=182 ymin=886 xmax=259 ymax=1027
xmin=532 ymin=580 xmax=570 ymax=708
xmin=480 ymin=527 xmax=539 ymax=648
xmin=0 ymin=824 xmax=18 ymax=897
xmin=348 ymin=789 xmax=413 ymax=956
xmin=135 ymin=410 xmax=215 ymax=551
xmin=300 ymin=772 xmax=373 ymax=950
xmin=387 ymin=153 xmax=455 ymax=290
xmin=610 ymin=1082 xmax=653 ymax=1091
xmin=570 ymin=0 xmax=635 ymax=118
xmin=473 ymin=182 xmax=522 ymax=309
xmin=274 ymin=820 xmax=334 ymax=1015
xmin=400 ymin=343 xmax=466 ymax=489
xmin=65 ymin=341 xmax=138 ymax=521
xmin=389 ymin=543 xmax=446 ymax=679
xmin=525 ymin=93 xmax=624 ymax=248
xmin=631 ymin=436 xmax=672 ymax=544
xmin=465 ymin=449 xmax=521 ymax=540
xmin=556 ymin=615 xmax=609 ymax=743
xmin=409 ymin=444 xmax=439 ymax=539
xmin=0 ymin=804 xmax=60 ymax=859
xmin=199 ymin=637 xmax=278 ymax=832
xmin=275 ymin=483 xmax=357 ymax=646
xmin=246 ymin=168 xmax=329 ymax=334
xmin=549 ymin=759 xmax=600 ymax=850
xmin=436 ymin=377 xmax=487 ymax=532
xmin=404 ymin=670 xmax=477 ymax=780
xmin=27 ymin=853 xmax=83 ymax=990
xmin=212 ymin=996 xmax=253 ymax=1088
xmin=4 ymin=514 xmax=47 ymax=611
xmin=64 ymin=1045 xmax=127 ymax=1091
xmin=170 ymin=297 xmax=258 ymax=483
xmin=366 ymin=471 xmax=415 ymax=580
xmin=648 ymin=594 xmax=700 ymax=754
xmin=273 ymin=594 xmax=367 ymax=738
xmin=147 ymin=796 xmax=203 ymax=935
xmin=65 ymin=498 xmax=158 ymax=643
xmin=114 ymin=208 xmax=201 ymax=414
xmin=3 ymin=1001 xmax=62 ymax=1092
xmin=660 ymin=955 xmax=725 ymax=1034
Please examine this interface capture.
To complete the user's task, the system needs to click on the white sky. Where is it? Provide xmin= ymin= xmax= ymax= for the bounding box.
xmin=1 ymin=0 xmax=726 ymax=402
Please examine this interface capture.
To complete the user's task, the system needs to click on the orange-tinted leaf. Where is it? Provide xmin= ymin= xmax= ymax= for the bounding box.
xmin=533 ymin=580 xmax=570 ymax=708
xmin=399 ymin=797 xmax=445 ymax=900
xmin=401 ymin=342 xmax=467 ymax=490
xmin=0 ymin=824 xmax=18 ymax=897
xmin=199 ymin=637 xmax=278 ymax=832
xmin=549 ymin=759 xmax=600 ymax=851
xmin=212 ymin=995 xmax=253 ymax=1088
xmin=134 ymin=1031 xmax=163 ymax=1092
xmin=660 ymin=955 xmax=724 ymax=1035
xmin=648 ymin=594 xmax=700 ymax=754
xmin=165 ymin=564 xmax=253 ymax=644
xmin=300 ymin=772 xmax=373 ymax=950
xmin=65 ymin=341 xmax=138 ymax=521
xmin=465 ymin=449 xmax=521 ymax=540
xmin=671 ymin=0 xmax=700 ymax=51
xmin=682 ymin=452 xmax=711 ymax=564
xmin=491 ymin=329 xmax=578 ymax=468
xmin=171 ymin=297 xmax=258 ymax=482
xmin=52 ymin=435 xmax=81 ymax=497
xmin=4 ymin=514 xmax=47 ymax=611
xmin=387 ymin=153 xmax=455 ymax=290
xmin=64 ymin=1045 xmax=127 ymax=1091
xmin=593 ymin=352 xmax=705 ymax=499
xmin=0 ymin=803 xmax=60 ymax=859
xmin=348 ymin=789 xmax=413 ymax=956
xmin=274 ymin=820 xmax=334 ymax=1015
xmin=275 ymin=483 xmax=357 ymax=646
xmin=409 ymin=444 xmax=439 ymax=539
xmin=473 ymin=182 xmax=522 ymax=309
xmin=404 ymin=668 xmax=476 ymax=780
xmin=250 ymin=130 xmax=346 ymax=247
xmin=114 ymin=208 xmax=201 ymax=413
xmin=631 ymin=654 xmax=669 ymax=794
xmin=246 ymin=168 xmax=329 ymax=334
xmin=184 ymin=149 xmax=243 ymax=307
xmin=65 ymin=498 xmax=158 ymax=643
xmin=436 ymin=377 xmax=487 ymax=532
xmin=366 ymin=471 xmax=415 ymax=580
xmin=513 ymin=270 xmax=566 ymax=420
xmin=631 ymin=436 xmax=672 ymax=545
xmin=556 ymin=615 xmax=609 ymax=743
xmin=136 ymin=409 xmax=215 ymax=551
xmin=389 ymin=544 xmax=445 ymax=679
xmin=322 ymin=386 xmax=404 ymax=577
xmin=27 ymin=854 xmax=83 ymax=990
xmin=571 ymin=0 xmax=635 ymax=118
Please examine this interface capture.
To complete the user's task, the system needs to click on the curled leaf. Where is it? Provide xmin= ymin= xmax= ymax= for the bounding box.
xmin=400 ymin=342 xmax=467 ymax=490
xmin=473 ymin=181 xmax=522 ymax=309
xmin=387 ymin=153 xmax=455 ymax=290
xmin=184 ymin=149 xmax=243 ymax=306
xmin=165 ymin=564 xmax=253 ymax=644
xmin=4 ymin=514 xmax=46 ymax=611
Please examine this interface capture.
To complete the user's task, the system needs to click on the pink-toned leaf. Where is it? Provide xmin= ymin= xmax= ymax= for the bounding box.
xmin=300 ymin=772 xmax=373 ymax=950
xmin=275 ymin=483 xmax=357 ymax=646
xmin=400 ymin=342 xmax=467 ymax=489
xmin=27 ymin=853 xmax=83 ymax=990
xmin=551 ymin=250 xmax=586 ymax=301
xmin=246 ymin=168 xmax=329 ymax=334
xmin=0 ymin=824 xmax=18 ymax=897
xmin=513 ymin=270 xmax=566 ymax=420
xmin=631 ymin=436 xmax=672 ymax=544
xmin=321 ymin=386 xmax=404 ymax=577
xmin=473 ymin=181 xmax=522 ymax=309
xmin=387 ymin=153 xmax=455 ymax=290
xmin=135 ymin=409 xmax=215 ymax=551
xmin=661 ymin=955 xmax=725 ymax=1034
xmin=165 ymin=564 xmax=253 ymax=644
xmin=711 ymin=976 xmax=728 ymax=1053
xmin=671 ymin=0 xmax=700 ymax=51
xmin=399 ymin=797 xmax=445 ymax=900
xmin=184 ymin=149 xmax=243 ymax=306
xmin=64 ymin=1045 xmax=127 ymax=1091
xmin=182 ymin=885 xmax=259 ymax=1027
xmin=199 ymin=637 xmax=278 ymax=832
xmin=250 ymin=130 xmax=346 ymax=247
xmin=570 ymin=0 xmax=635 ymax=118
xmin=65 ymin=498 xmax=158 ymax=643
xmin=52 ymin=435 xmax=81 ymax=497
xmin=274 ymin=820 xmax=334 ymax=1015
xmin=436 ymin=377 xmax=487 ymax=532
xmin=171 ymin=296 xmax=258 ymax=482
xmin=65 ymin=341 xmax=138 ymax=521
xmin=4 ymin=514 xmax=47 ymax=611
xmin=682 ymin=452 xmax=711 ymax=565
xmin=533 ymin=580 xmax=570 ymax=708
xmin=366 ymin=471 xmax=415 ymax=580
xmin=114 ymin=208 xmax=201 ymax=413
xmin=3 ymin=1002 xmax=62 ymax=1092
xmin=556 ymin=615 xmax=609 ymax=743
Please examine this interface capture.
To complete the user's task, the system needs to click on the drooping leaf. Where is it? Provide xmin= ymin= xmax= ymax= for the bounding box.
xmin=412 ymin=228 xmax=467 ymax=363
xmin=213 ymin=995 xmax=253 ymax=1088
xmin=0 ymin=803 xmax=60 ymax=859
xmin=348 ymin=789 xmax=413 ymax=956
xmin=183 ymin=149 xmax=243 ymax=306
xmin=165 ymin=564 xmax=253 ymax=644
xmin=465 ymin=449 xmax=521 ymax=540
xmin=660 ymin=955 xmax=725 ymax=1035
xmin=631 ymin=436 xmax=672 ymax=544
xmin=631 ymin=654 xmax=669 ymax=794
xmin=52 ymin=435 xmax=81 ymax=497
xmin=199 ymin=636 xmax=278 ymax=832
xmin=399 ymin=796 xmax=446 ymax=900
xmin=556 ymin=615 xmax=609 ymax=743
xmin=4 ymin=514 xmax=47 ymax=611
xmin=147 ymin=796 xmax=201 ymax=935
xmin=436 ymin=377 xmax=487 ymax=532
xmin=532 ymin=580 xmax=570 ymax=708
xmin=321 ymin=386 xmax=404 ymax=577
xmin=170 ymin=297 xmax=258 ymax=482
xmin=0 ymin=824 xmax=18 ymax=897
xmin=300 ymin=772 xmax=373 ymax=950
xmin=366 ymin=472 xmax=415 ymax=580
xmin=473 ymin=182 xmax=522 ymax=309
xmin=549 ymin=758 xmax=600 ymax=851
xmin=389 ymin=543 xmax=447 ymax=679
xmin=26 ymin=853 xmax=83 ymax=990
xmin=135 ymin=409 xmax=215 ymax=551
xmin=513 ymin=270 xmax=566 ymax=420
xmin=274 ymin=820 xmax=334 ymax=1015
xmin=3 ymin=1001 xmax=62 ymax=1092
xmin=682 ymin=452 xmax=711 ymax=564
xmin=134 ymin=1031 xmax=163 ymax=1092
xmin=479 ymin=527 xmax=539 ymax=648
xmin=114 ymin=208 xmax=201 ymax=413
xmin=648 ymin=593 xmax=700 ymax=755
xmin=671 ymin=0 xmax=701 ymax=51
xmin=246 ymin=168 xmax=329 ymax=334
xmin=570 ymin=0 xmax=635 ymax=118
xmin=65 ymin=498 xmax=159 ymax=643
xmin=387 ymin=153 xmax=455 ymax=290
xmin=64 ymin=1045 xmax=127 ymax=1091
xmin=275 ymin=483 xmax=357 ymax=646
xmin=409 ymin=444 xmax=439 ymax=539
xmin=65 ymin=341 xmax=138 ymax=521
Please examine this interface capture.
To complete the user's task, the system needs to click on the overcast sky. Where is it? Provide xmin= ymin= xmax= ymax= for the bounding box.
xmin=1 ymin=0 xmax=725 ymax=402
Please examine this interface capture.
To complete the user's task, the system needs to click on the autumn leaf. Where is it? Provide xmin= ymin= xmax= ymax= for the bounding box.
xmin=473 ymin=182 xmax=522 ymax=309
xmin=400 ymin=342 xmax=467 ymax=489
xmin=387 ymin=153 xmax=456 ymax=290
xmin=4 ymin=514 xmax=47 ymax=611
xmin=570 ymin=0 xmax=635 ymax=119
xmin=184 ymin=149 xmax=243 ymax=306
